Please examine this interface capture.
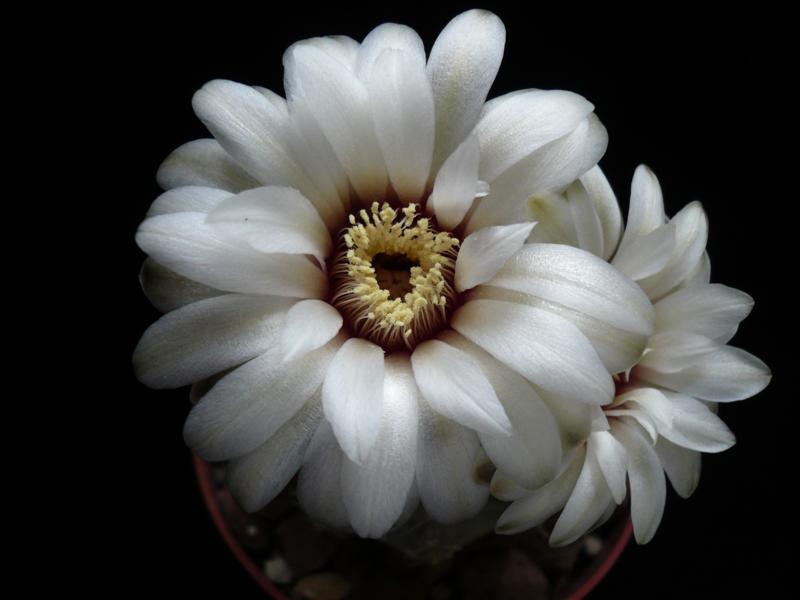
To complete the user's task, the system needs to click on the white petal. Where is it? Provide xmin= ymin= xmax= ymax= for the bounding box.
xmin=357 ymin=23 xmax=425 ymax=81
xmin=415 ymin=402 xmax=489 ymax=524
xmin=341 ymin=354 xmax=418 ymax=538
xmin=549 ymin=449 xmax=613 ymax=546
xmin=588 ymin=431 xmax=629 ymax=505
xmin=657 ymin=391 xmax=736 ymax=452
xmin=496 ymin=449 xmax=584 ymax=535
xmin=156 ymin=139 xmax=259 ymax=192
xmin=367 ymin=48 xmax=434 ymax=201
xmin=490 ymin=471 xmax=531 ymax=502
xmin=611 ymin=420 xmax=666 ymax=544
xmin=679 ymin=251 xmax=711 ymax=289
xmin=133 ymin=294 xmax=293 ymax=388
xmin=579 ymin=166 xmax=623 ymax=261
xmin=285 ymin=44 xmax=387 ymax=201
xmin=477 ymin=89 xmax=594 ymax=182
xmin=226 ymin=394 xmax=323 ymax=512
xmin=297 ymin=421 xmax=349 ymax=528
xmin=455 ymin=222 xmax=536 ymax=292
xmin=537 ymin=388 xmax=593 ymax=450
xmin=428 ymin=135 xmax=482 ymax=230
xmin=322 ymin=338 xmax=385 ymax=464
xmin=525 ymin=193 xmax=579 ymax=246
xmin=565 ymin=178 xmax=604 ymax=258
xmin=147 ymin=186 xmax=232 ymax=217
xmin=611 ymin=223 xmax=676 ymax=282
xmin=654 ymin=283 xmax=754 ymax=343
xmin=205 ymin=186 xmax=332 ymax=266
xmin=639 ymin=202 xmax=708 ymax=300
xmin=441 ymin=331 xmax=562 ymax=489
xmin=452 ymin=299 xmax=614 ymax=406
xmin=411 ymin=339 xmax=511 ymax=437
xmin=136 ymin=212 xmax=327 ymax=298
xmin=465 ymin=114 xmax=608 ymax=234
xmin=427 ymin=9 xmax=505 ymax=170
xmin=617 ymin=387 xmax=674 ymax=431
xmin=617 ymin=164 xmax=666 ymax=251
xmin=603 ymin=410 xmax=658 ymax=443
xmin=183 ymin=334 xmax=341 ymax=461
xmin=191 ymin=80 xmax=317 ymax=197
xmin=654 ymin=437 xmax=701 ymax=499
xmin=280 ymin=300 xmax=343 ymax=363
xmin=139 ymin=259 xmax=222 ymax=313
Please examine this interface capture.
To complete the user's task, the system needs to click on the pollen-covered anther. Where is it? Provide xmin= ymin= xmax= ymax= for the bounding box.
xmin=330 ymin=202 xmax=459 ymax=350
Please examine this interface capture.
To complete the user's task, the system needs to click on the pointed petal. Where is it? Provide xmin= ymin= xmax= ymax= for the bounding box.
xmin=588 ymin=431 xmax=629 ymax=505
xmin=147 ymin=186 xmax=232 ymax=217
xmin=611 ymin=223 xmax=676 ymax=281
xmin=156 ymin=139 xmax=259 ymax=192
xmin=139 ymin=259 xmax=222 ymax=313
xmin=657 ymin=391 xmax=736 ymax=452
xmin=133 ymin=294 xmax=293 ymax=388
xmin=297 ymin=421 xmax=349 ymax=528
xmin=428 ymin=135 xmax=482 ymax=230
xmin=455 ymin=222 xmax=535 ymax=291
xmin=322 ymin=338 xmax=385 ymax=463
xmin=579 ymin=166 xmax=623 ymax=261
xmin=617 ymin=164 xmax=666 ymax=251
xmin=452 ymin=299 xmax=614 ymax=406
xmin=411 ymin=339 xmax=511 ymax=437
xmin=565 ymin=178 xmax=604 ymax=258
xmin=183 ymin=335 xmax=341 ymax=461
xmin=341 ymin=354 xmax=418 ymax=538
xmin=281 ymin=299 xmax=343 ymax=362
xmin=654 ymin=437 xmax=702 ymax=499
xmin=427 ymin=9 xmax=505 ymax=170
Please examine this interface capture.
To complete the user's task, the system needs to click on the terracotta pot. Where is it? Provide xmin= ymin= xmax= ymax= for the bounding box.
xmin=194 ymin=454 xmax=633 ymax=599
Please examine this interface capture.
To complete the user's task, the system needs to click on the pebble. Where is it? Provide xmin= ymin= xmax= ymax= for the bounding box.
xmin=264 ymin=555 xmax=293 ymax=584
xmin=292 ymin=572 xmax=351 ymax=600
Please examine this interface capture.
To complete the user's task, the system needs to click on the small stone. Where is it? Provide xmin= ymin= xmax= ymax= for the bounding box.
xmin=584 ymin=535 xmax=604 ymax=556
xmin=292 ymin=573 xmax=351 ymax=600
xmin=264 ymin=555 xmax=293 ymax=584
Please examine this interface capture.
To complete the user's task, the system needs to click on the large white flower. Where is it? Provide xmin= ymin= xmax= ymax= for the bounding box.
xmin=493 ymin=165 xmax=771 ymax=544
xmin=133 ymin=10 xmax=647 ymax=539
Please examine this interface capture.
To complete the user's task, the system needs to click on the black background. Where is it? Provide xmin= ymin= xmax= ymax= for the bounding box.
xmin=21 ymin=1 xmax=797 ymax=597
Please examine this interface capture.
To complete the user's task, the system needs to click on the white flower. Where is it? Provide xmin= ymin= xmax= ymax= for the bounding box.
xmin=133 ymin=10 xmax=646 ymax=539
xmin=494 ymin=165 xmax=771 ymax=544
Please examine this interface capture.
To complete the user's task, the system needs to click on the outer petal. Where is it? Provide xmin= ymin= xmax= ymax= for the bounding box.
xmin=428 ymin=135 xmax=482 ymax=230
xmin=465 ymin=114 xmax=608 ymax=234
xmin=415 ymin=402 xmax=489 ymax=524
xmin=617 ymin=164 xmax=666 ymax=252
xmin=297 ymin=421 xmax=349 ymax=528
xmin=654 ymin=283 xmax=754 ymax=344
xmin=136 ymin=212 xmax=327 ymax=298
xmin=452 ymin=299 xmax=614 ymax=406
xmin=341 ymin=354 xmax=418 ymax=538
xmin=490 ymin=471 xmax=531 ymax=502
xmin=411 ymin=339 xmax=511 ymax=437
xmin=139 ymin=259 xmax=222 ymax=313
xmin=588 ymin=431 xmax=629 ymax=505
xmin=182 ymin=335 xmax=341 ymax=461
xmin=156 ymin=139 xmax=259 ymax=192
xmin=525 ymin=193 xmax=579 ymax=246
xmin=356 ymin=23 xmax=425 ymax=81
xmin=579 ymin=166 xmax=623 ymax=261
xmin=496 ymin=448 xmax=585 ymax=535
xmin=322 ymin=338 xmax=385 ymax=464
xmin=226 ymin=393 xmax=323 ymax=512
xmin=454 ymin=222 xmax=536 ymax=292
xmin=612 ymin=420 xmax=666 ymax=544
xmin=147 ymin=186 xmax=232 ymax=217
xmin=657 ymin=391 xmax=736 ymax=452
xmin=133 ymin=294 xmax=293 ymax=388
xmin=611 ymin=223 xmax=676 ymax=282
xmin=427 ymin=9 xmax=505 ymax=170
xmin=280 ymin=299 xmax=343 ymax=363
xmin=654 ymin=437 xmax=702 ymax=499
xmin=565 ymin=178 xmax=604 ymax=258
xmin=477 ymin=89 xmax=595 ymax=182
xmin=205 ymin=186 xmax=332 ymax=266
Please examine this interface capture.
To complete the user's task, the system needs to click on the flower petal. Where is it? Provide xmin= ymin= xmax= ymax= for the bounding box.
xmin=341 ymin=354 xmax=418 ymax=538
xmin=226 ymin=393 xmax=323 ymax=512
xmin=579 ymin=166 xmax=623 ymax=261
xmin=427 ymin=9 xmax=505 ymax=170
xmin=654 ymin=283 xmax=754 ymax=344
xmin=136 ymin=212 xmax=327 ymax=298
xmin=611 ymin=223 xmax=676 ymax=282
xmin=525 ymin=193 xmax=579 ymax=246
xmin=411 ymin=339 xmax=511 ymax=437
xmin=147 ymin=186 xmax=232 ymax=217
xmin=612 ymin=420 xmax=666 ymax=544
xmin=657 ymin=391 xmax=736 ymax=452
xmin=133 ymin=294 xmax=293 ymax=388
xmin=156 ymin=139 xmax=259 ymax=192
xmin=452 ymin=299 xmax=614 ymax=406
xmin=356 ymin=23 xmax=425 ymax=81
xmin=654 ymin=437 xmax=701 ymax=499
xmin=297 ymin=421 xmax=349 ymax=528
xmin=490 ymin=471 xmax=531 ymax=502
xmin=454 ymin=222 xmax=536 ymax=292
xmin=322 ymin=338 xmax=385 ymax=464
xmin=588 ymin=431 xmax=629 ymax=505
xmin=281 ymin=299 xmax=343 ymax=363
xmin=139 ymin=259 xmax=222 ymax=313
xmin=477 ymin=89 xmax=595 ymax=182
xmin=428 ymin=134 xmax=482 ymax=230
xmin=183 ymin=334 xmax=341 ymax=461
xmin=205 ymin=186 xmax=332 ymax=266
xmin=496 ymin=449 xmax=585 ymax=535
xmin=616 ymin=164 xmax=666 ymax=252
xmin=565 ymin=178 xmax=604 ymax=258
xmin=415 ymin=403 xmax=489 ymax=524
xmin=367 ymin=48 xmax=435 ymax=201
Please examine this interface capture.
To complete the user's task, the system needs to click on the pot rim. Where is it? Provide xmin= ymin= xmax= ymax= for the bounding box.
xmin=193 ymin=453 xmax=633 ymax=600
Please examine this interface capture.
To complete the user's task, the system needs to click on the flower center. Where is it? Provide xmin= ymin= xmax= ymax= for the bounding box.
xmin=330 ymin=202 xmax=459 ymax=350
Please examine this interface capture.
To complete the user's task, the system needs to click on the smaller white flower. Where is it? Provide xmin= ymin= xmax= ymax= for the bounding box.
xmin=494 ymin=165 xmax=771 ymax=544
